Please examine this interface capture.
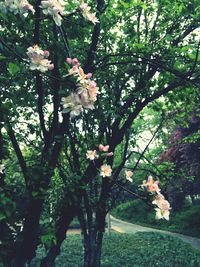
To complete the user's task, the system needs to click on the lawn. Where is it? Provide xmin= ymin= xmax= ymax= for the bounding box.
xmin=32 ymin=232 xmax=200 ymax=267
xmin=112 ymin=200 xmax=200 ymax=238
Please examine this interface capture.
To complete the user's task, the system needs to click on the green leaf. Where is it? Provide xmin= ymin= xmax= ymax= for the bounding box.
xmin=8 ymin=63 xmax=20 ymax=76
xmin=0 ymin=213 xmax=6 ymax=221
xmin=32 ymin=191 xmax=39 ymax=198
xmin=0 ymin=55 xmax=7 ymax=60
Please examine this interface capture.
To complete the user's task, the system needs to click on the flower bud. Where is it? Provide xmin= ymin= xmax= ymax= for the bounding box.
xmin=43 ymin=50 xmax=50 ymax=57
xmin=86 ymin=73 xmax=92 ymax=79
xmin=48 ymin=64 xmax=54 ymax=70
xmin=72 ymin=58 xmax=79 ymax=65
xmin=66 ymin=57 xmax=72 ymax=64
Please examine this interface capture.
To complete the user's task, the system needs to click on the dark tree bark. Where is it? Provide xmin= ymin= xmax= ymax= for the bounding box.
xmin=12 ymin=197 xmax=45 ymax=266
xmin=81 ymin=214 xmax=106 ymax=267
xmin=40 ymin=204 xmax=76 ymax=267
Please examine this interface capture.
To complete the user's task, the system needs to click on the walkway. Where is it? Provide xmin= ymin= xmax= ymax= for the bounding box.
xmin=110 ymin=215 xmax=200 ymax=250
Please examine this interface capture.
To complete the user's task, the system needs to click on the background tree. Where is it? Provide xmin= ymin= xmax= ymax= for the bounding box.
xmin=0 ymin=0 xmax=199 ymax=267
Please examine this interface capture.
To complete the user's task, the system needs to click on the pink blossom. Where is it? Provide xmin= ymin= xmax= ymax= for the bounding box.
xmin=88 ymin=86 xmax=99 ymax=101
xmin=85 ymin=73 xmax=92 ymax=79
xmin=48 ymin=64 xmax=54 ymax=70
xmin=66 ymin=57 xmax=72 ymax=64
xmin=89 ymin=80 xmax=97 ymax=88
xmin=99 ymin=144 xmax=109 ymax=152
xmin=142 ymin=176 xmax=160 ymax=193
xmin=43 ymin=50 xmax=50 ymax=57
xmin=107 ymin=152 xmax=113 ymax=157
xmin=80 ymin=90 xmax=90 ymax=106
xmin=153 ymin=194 xmax=171 ymax=221
xmin=73 ymin=65 xmax=78 ymax=71
xmin=27 ymin=45 xmax=54 ymax=72
xmin=62 ymin=58 xmax=99 ymax=117
xmin=23 ymin=3 xmax=35 ymax=13
xmin=72 ymin=58 xmax=79 ymax=65
xmin=68 ymin=65 xmax=79 ymax=76
xmin=66 ymin=57 xmax=72 ymax=65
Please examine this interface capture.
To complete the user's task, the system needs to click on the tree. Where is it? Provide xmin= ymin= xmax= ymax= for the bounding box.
xmin=0 ymin=0 xmax=199 ymax=266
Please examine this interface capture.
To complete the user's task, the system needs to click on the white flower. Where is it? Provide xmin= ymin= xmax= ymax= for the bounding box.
xmin=100 ymin=164 xmax=112 ymax=177
xmin=0 ymin=0 xmax=35 ymax=15
xmin=125 ymin=170 xmax=133 ymax=182
xmin=41 ymin=0 xmax=65 ymax=26
xmin=155 ymin=208 xmax=170 ymax=221
xmin=86 ymin=150 xmax=99 ymax=160
xmin=27 ymin=45 xmax=54 ymax=73
xmin=62 ymin=58 xmax=100 ymax=117
xmin=0 ymin=164 xmax=5 ymax=174
xmin=79 ymin=1 xmax=99 ymax=24
xmin=152 ymin=193 xmax=171 ymax=221
xmin=61 ymin=93 xmax=83 ymax=118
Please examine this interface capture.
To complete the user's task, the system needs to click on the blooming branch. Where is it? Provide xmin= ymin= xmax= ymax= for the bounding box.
xmin=141 ymin=175 xmax=160 ymax=193
xmin=79 ymin=1 xmax=99 ymax=25
xmin=0 ymin=0 xmax=35 ymax=16
xmin=62 ymin=58 xmax=99 ymax=118
xmin=41 ymin=0 xmax=65 ymax=26
xmin=141 ymin=175 xmax=171 ymax=220
xmin=152 ymin=193 xmax=171 ymax=221
xmin=26 ymin=45 xmax=54 ymax=72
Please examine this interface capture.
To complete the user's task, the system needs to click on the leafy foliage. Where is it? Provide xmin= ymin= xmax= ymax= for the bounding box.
xmin=112 ymin=200 xmax=200 ymax=237
xmin=0 ymin=0 xmax=199 ymax=265
xmin=32 ymin=233 xmax=200 ymax=267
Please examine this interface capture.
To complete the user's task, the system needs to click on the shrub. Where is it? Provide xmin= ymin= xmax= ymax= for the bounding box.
xmin=32 ymin=233 xmax=200 ymax=267
xmin=112 ymin=200 xmax=200 ymax=237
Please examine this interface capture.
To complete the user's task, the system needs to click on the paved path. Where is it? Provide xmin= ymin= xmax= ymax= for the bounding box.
xmin=110 ymin=215 xmax=200 ymax=250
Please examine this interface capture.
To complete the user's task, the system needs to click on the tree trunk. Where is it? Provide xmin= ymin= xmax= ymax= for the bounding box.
xmin=94 ymin=232 xmax=103 ymax=267
xmin=82 ymin=229 xmax=104 ymax=267
xmin=40 ymin=205 xmax=76 ymax=267
xmin=11 ymin=197 xmax=44 ymax=267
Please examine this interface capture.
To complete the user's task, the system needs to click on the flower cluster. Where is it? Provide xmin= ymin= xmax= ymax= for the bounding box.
xmin=125 ymin=170 xmax=133 ymax=182
xmin=62 ymin=58 xmax=99 ymax=118
xmin=79 ymin=1 xmax=99 ymax=24
xmin=152 ymin=194 xmax=171 ymax=221
xmin=142 ymin=175 xmax=160 ymax=193
xmin=26 ymin=45 xmax=54 ymax=72
xmin=86 ymin=144 xmax=113 ymax=161
xmin=41 ymin=0 xmax=65 ymax=26
xmin=142 ymin=176 xmax=171 ymax=220
xmin=0 ymin=0 xmax=35 ymax=16
xmin=86 ymin=144 xmax=113 ymax=178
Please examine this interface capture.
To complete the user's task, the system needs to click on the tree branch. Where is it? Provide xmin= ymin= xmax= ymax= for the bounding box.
xmin=2 ymin=114 xmax=28 ymax=186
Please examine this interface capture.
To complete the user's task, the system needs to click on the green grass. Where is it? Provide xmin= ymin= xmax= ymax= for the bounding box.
xmin=112 ymin=200 xmax=200 ymax=238
xmin=32 ymin=232 xmax=200 ymax=267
